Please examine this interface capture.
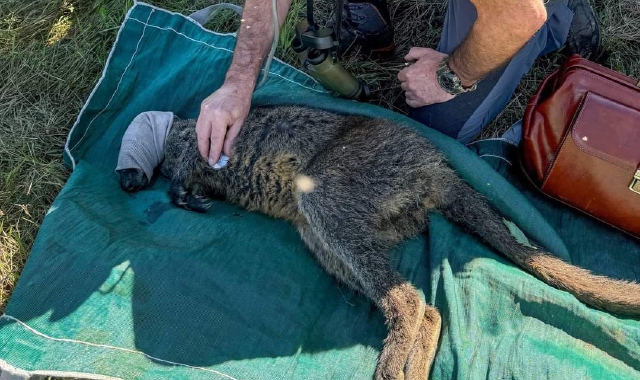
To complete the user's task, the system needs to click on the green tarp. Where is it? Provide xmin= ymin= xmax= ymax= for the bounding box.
xmin=1 ymin=2 xmax=638 ymax=379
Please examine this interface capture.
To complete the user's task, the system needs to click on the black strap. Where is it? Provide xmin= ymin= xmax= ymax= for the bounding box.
xmin=335 ymin=0 xmax=343 ymax=51
xmin=333 ymin=0 xmax=344 ymax=59
xmin=306 ymin=0 xmax=317 ymax=30
xmin=305 ymin=0 xmax=343 ymax=57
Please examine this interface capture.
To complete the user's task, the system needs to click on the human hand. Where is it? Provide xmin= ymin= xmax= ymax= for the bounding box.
xmin=196 ymin=82 xmax=252 ymax=166
xmin=398 ymin=47 xmax=455 ymax=108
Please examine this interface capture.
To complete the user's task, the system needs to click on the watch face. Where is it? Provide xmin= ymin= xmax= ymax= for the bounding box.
xmin=437 ymin=59 xmax=477 ymax=95
xmin=437 ymin=64 xmax=459 ymax=94
xmin=440 ymin=73 xmax=456 ymax=92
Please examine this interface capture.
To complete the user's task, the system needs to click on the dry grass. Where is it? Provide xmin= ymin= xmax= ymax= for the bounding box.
xmin=1 ymin=0 xmax=639 ymax=313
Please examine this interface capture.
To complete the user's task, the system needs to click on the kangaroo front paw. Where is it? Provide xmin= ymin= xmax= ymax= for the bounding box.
xmin=118 ymin=168 xmax=149 ymax=192
xmin=169 ymin=181 xmax=212 ymax=213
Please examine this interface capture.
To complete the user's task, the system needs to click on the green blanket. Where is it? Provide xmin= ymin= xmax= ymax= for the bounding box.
xmin=1 ymin=2 xmax=638 ymax=379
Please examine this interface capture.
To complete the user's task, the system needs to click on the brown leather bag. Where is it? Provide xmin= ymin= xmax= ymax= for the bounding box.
xmin=521 ymin=55 xmax=640 ymax=238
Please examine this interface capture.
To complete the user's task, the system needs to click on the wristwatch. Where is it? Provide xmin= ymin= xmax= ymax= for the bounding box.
xmin=436 ymin=58 xmax=478 ymax=95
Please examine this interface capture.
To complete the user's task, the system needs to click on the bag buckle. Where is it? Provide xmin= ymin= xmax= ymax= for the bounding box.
xmin=630 ymin=170 xmax=640 ymax=195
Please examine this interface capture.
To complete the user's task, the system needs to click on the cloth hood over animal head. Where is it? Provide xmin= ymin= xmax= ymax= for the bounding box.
xmin=116 ymin=111 xmax=175 ymax=181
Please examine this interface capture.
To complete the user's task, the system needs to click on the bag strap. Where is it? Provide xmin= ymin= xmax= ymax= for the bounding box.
xmin=188 ymin=3 xmax=243 ymax=26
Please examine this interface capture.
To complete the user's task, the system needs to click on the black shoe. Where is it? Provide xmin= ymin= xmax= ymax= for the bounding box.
xmin=566 ymin=0 xmax=601 ymax=60
xmin=328 ymin=0 xmax=395 ymax=58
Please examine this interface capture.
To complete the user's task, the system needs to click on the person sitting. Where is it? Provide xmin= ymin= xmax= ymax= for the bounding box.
xmin=194 ymin=0 xmax=600 ymax=166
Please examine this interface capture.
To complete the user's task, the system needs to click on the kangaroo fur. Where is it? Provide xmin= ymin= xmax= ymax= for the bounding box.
xmin=119 ymin=105 xmax=640 ymax=380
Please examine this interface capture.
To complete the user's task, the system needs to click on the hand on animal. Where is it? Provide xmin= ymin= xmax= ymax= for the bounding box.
xmin=196 ymin=82 xmax=252 ymax=166
xmin=398 ymin=48 xmax=455 ymax=108
xmin=120 ymin=105 xmax=640 ymax=380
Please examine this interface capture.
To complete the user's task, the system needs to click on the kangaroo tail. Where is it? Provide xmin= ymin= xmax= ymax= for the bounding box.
xmin=437 ymin=180 xmax=640 ymax=316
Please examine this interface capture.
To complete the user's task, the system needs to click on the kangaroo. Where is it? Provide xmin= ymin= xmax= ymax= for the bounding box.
xmin=119 ymin=105 xmax=640 ymax=380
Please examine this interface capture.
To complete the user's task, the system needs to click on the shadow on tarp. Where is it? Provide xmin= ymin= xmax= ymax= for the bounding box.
xmin=4 ymin=162 xmax=394 ymax=367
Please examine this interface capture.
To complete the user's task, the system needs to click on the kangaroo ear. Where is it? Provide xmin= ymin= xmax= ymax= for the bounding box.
xmin=117 ymin=168 xmax=149 ymax=192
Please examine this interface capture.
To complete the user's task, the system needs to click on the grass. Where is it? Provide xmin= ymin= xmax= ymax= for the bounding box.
xmin=1 ymin=0 xmax=639 ymax=315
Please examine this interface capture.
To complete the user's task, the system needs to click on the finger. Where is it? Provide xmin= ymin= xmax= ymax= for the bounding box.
xmin=195 ymin=116 xmax=212 ymax=161
xmin=406 ymin=95 xmax=421 ymax=105
xmin=400 ymin=82 xmax=409 ymax=92
xmin=398 ymin=68 xmax=409 ymax=82
xmin=404 ymin=47 xmax=430 ymax=61
xmin=223 ymin=118 xmax=246 ymax=156
xmin=405 ymin=92 xmax=419 ymax=102
xmin=406 ymin=98 xmax=424 ymax=108
xmin=208 ymin=119 xmax=227 ymax=166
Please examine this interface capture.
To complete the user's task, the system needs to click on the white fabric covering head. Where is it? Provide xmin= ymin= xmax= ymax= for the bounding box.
xmin=116 ymin=111 xmax=174 ymax=180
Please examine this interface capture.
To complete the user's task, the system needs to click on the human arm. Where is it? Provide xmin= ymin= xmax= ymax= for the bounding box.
xmin=398 ymin=0 xmax=547 ymax=108
xmin=196 ymin=0 xmax=293 ymax=166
